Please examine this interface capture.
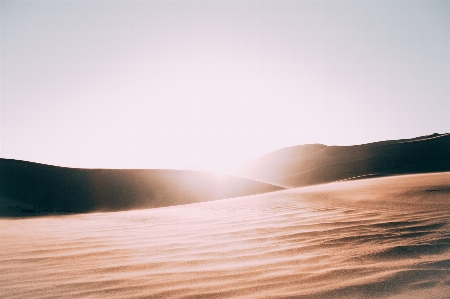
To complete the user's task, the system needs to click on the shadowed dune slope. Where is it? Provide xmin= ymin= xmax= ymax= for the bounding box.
xmin=0 ymin=159 xmax=284 ymax=216
xmin=242 ymin=133 xmax=450 ymax=188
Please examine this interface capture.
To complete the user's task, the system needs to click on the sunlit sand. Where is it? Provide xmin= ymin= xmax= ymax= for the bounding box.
xmin=1 ymin=172 xmax=449 ymax=298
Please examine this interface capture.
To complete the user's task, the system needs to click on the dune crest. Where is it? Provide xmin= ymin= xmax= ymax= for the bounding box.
xmin=241 ymin=133 xmax=450 ymax=187
xmin=0 ymin=159 xmax=283 ymax=217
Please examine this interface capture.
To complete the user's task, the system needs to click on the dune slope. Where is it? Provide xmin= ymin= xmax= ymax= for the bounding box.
xmin=242 ymin=133 xmax=450 ymax=187
xmin=0 ymin=159 xmax=284 ymax=216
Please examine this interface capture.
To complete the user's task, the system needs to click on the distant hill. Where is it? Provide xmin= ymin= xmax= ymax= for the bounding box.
xmin=241 ymin=133 xmax=450 ymax=188
xmin=0 ymin=160 xmax=284 ymax=217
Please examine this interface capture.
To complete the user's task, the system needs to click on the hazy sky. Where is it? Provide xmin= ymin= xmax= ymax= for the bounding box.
xmin=1 ymin=0 xmax=449 ymax=173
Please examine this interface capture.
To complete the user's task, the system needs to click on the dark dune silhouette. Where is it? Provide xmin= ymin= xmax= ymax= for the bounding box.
xmin=0 ymin=159 xmax=284 ymax=217
xmin=241 ymin=133 xmax=450 ymax=187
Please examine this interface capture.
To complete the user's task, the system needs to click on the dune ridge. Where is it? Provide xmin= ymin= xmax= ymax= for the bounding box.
xmin=0 ymin=159 xmax=283 ymax=217
xmin=241 ymin=133 xmax=450 ymax=187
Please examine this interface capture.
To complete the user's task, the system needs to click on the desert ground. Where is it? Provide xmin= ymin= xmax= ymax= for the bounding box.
xmin=1 ymin=172 xmax=449 ymax=299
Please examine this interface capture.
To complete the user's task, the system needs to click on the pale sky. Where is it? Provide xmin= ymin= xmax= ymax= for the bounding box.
xmin=1 ymin=0 xmax=449 ymax=173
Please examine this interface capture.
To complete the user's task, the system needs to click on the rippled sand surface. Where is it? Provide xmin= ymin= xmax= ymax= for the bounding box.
xmin=1 ymin=173 xmax=449 ymax=298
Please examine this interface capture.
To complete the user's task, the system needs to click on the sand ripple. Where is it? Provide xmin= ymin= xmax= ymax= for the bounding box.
xmin=1 ymin=173 xmax=449 ymax=298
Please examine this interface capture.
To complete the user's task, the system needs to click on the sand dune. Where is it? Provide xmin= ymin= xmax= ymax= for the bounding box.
xmin=241 ymin=133 xmax=450 ymax=188
xmin=0 ymin=159 xmax=283 ymax=216
xmin=2 ymin=133 xmax=448 ymax=216
xmin=1 ymin=172 xmax=449 ymax=298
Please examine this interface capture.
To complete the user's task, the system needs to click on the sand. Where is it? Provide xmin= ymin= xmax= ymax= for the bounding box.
xmin=1 ymin=172 xmax=449 ymax=298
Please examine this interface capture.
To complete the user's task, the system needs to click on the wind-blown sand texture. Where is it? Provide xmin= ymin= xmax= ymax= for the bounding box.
xmin=1 ymin=172 xmax=449 ymax=298
xmin=242 ymin=133 xmax=450 ymax=187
